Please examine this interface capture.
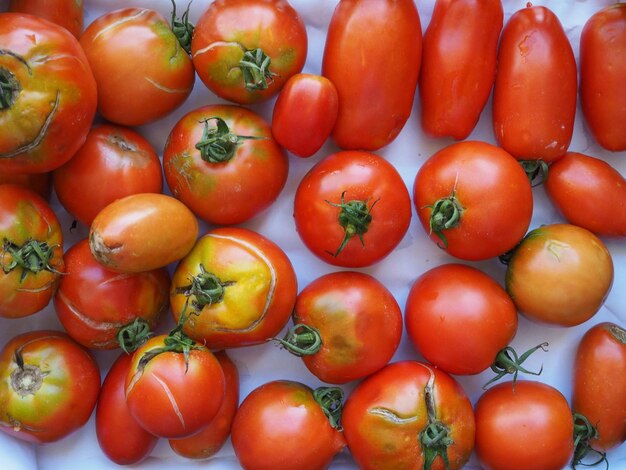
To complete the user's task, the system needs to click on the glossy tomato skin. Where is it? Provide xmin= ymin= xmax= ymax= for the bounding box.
xmin=580 ymin=4 xmax=626 ymax=151
xmin=164 ymin=105 xmax=288 ymax=225
xmin=342 ymin=361 xmax=475 ymax=470
xmin=294 ymin=151 xmax=411 ymax=267
xmin=231 ymin=380 xmax=346 ymax=470
xmin=322 ymin=0 xmax=422 ymax=150
xmin=9 ymin=0 xmax=83 ymax=37
xmin=413 ymin=141 xmax=533 ymax=261
xmin=0 ymin=13 xmax=97 ymax=173
xmin=191 ymin=0 xmax=307 ymax=104
xmin=493 ymin=5 xmax=577 ymax=162
xmin=54 ymin=125 xmax=163 ymax=227
xmin=475 ymin=380 xmax=574 ymax=470
xmin=419 ymin=0 xmax=503 ymax=140
xmin=171 ymin=227 xmax=297 ymax=349
xmin=80 ymin=8 xmax=195 ymax=126
xmin=0 ymin=330 xmax=100 ymax=443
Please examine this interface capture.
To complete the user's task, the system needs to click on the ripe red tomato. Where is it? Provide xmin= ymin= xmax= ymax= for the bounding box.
xmin=0 ymin=330 xmax=100 ymax=443
xmin=413 ymin=141 xmax=533 ymax=261
xmin=322 ymin=0 xmax=422 ymax=150
xmin=294 ymin=150 xmax=411 ymax=267
xmin=8 ymin=0 xmax=83 ymax=37
xmin=0 ymin=172 xmax=51 ymax=199
xmin=191 ymin=0 xmax=307 ymax=104
xmin=493 ymin=4 xmax=577 ymax=162
xmin=419 ymin=0 xmax=503 ymax=140
xmin=164 ymin=105 xmax=288 ymax=225
xmin=0 ymin=13 xmax=97 ymax=173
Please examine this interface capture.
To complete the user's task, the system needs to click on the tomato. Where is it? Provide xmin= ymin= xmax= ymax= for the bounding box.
xmin=0 ymin=172 xmax=51 ymax=199
xmin=419 ymin=0 xmax=502 ymax=140
xmin=0 ymin=13 xmax=96 ymax=173
xmin=8 ymin=0 xmax=83 ymax=38
xmin=0 ymin=330 xmax=100 ymax=443
xmin=54 ymin=239 xmax=170 ymax=351
xmin=413 ymin=141 xmax=533 ymax=261
xmin=322 ymin=0 xmax=422 ymax=150
xmin=294 ymin=150 xmax=411 ymax=267
xmin=80 ymin=7 xmax=195 ymax=126
xmin=271 ymin=73 xmax=338 ymax=158
xmin=164 ymin=105 xmax=288 ymax=225
xmin=505 ymin=223 xmax=613 ymax=327
xmin=89 ymin=193 xmax=198 ymax=273
xmin=231 ymin=380 xmax=346 ymax=470
xmin=170 ymin=227 xmax=297 ymax=349
xmin=580 ymin=4 xmax=626 ymax=151
xmin=96 ymin=353 xmax=157 ymax=465
xmin=342 ymin=361 xmax=475 ymax=470
xmin=191 ymin=0 xmax=307 ymax=104
xmin=493 ymin=4 xmax=577 ymax=162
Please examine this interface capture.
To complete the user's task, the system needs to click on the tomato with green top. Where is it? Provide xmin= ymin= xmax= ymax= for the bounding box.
xmin=9 ymin=0 xmax=84 ymax=38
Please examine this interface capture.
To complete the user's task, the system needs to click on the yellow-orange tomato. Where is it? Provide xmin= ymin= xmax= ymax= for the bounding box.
xmin=9 ymin=0 xmax=83 ymax=38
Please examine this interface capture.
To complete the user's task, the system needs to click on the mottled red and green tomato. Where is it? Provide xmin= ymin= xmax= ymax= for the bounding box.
xmin=9 ymin=0 xmax=83 ymax=38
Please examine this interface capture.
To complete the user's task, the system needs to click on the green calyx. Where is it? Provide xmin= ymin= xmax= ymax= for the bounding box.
xmin=313 ymin=386 xmax=344 ymax=430
xmin=425 ymin=191 xmax=463 ymax=249
xmin=117 ymin=318 xmax=153 ymax=354
xmin=1 ymin=238 xmax=61 ymax=281
xmin=571 ymin=413 xmax=608 ymax=469
xmin=275 ymin=323 xmax=322 ymax=357
xmin=485 ymin=342 xmax=549 ymax=389
xmin=420 ymin=372 xmax=453 ymax=470
xmin=170 ymin=0 xmax=194 ymax=55
xmin=239 ymin=48 xmax=277 ymax=91
xmin=195 ymin=117 xmax=261 ymax=163
xmin=175 ymin=264 xmax=234 ymax=311
xmin=520 ymin=160 xmax=549 ymax=187
xmin=0 ymin=68 xmax=19 ymax=110
xmin=326 ymin=192 xmax=379 ymax=257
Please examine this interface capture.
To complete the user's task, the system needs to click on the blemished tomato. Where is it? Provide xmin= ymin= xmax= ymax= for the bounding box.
xmin=505 ymin=223 xmax=613 ymax=327
xmin=413 ymin=141 xmax=533 ymax=261
xmin=271 ymin=73 xmax=338 ymax=158
xmin=580 ymin=4 xmax=626 ymax=151
xmin=493 ymin=4 xmax=577 ymax=162
xmin=294 ymin=151 xmax=411 ymax=267
xmin=0 ymin=13 xmax=97 ymax=173
xmin=322 ymin=0 xmax=422 ymax=150
xmin=8 ymin=0 xmax=83 ymax=38
xmin=170 ymin=227 xmax=297 ymax=349
xmin=96 ymin=353 xmax=158 ymax=465
xmin=0 ymin=330 xmax=100 ymax=443
xmin=475 ymin=380 xmax=574 ymax=470
xmin=191 ymin=0 xmax=307 ymax=104
xmin=0 ymin=172 xmax=51 ymax=199
xmin=164 ymin=105 xmax=288 ymax=225
xmin=231 ymin=380 xmax=346 ymax=470
xmin=419 ymin=0 xmax=503 ymax=140
xmin=342 ymin=361 xmax=475 ymax=470
xmin=80 ymin=7 xmax=195 ymax=126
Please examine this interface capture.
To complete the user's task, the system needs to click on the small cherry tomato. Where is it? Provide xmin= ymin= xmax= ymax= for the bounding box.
xmin=9 ymin=0 xmax=83 ymax=38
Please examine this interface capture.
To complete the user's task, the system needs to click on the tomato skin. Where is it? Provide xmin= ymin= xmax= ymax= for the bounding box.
xmin=580 ymin=4 xmax=626 ymax=151
xmin=0 ymin=172 xmax=51 ymax=200
xmin=0 ymin=330 xmax=100 ymax=444
xmin=493 ymin=5 xmax=577 ymax=162
xmin=419 ymin=0 xmax=503 ymax=140
xmin=9 ymin=0 xmax=83 ymax=38
xmin=322 ymin=0 xmax=422 ymax=150
xmin=573 ymin=322 xmax=626 ymax=452
xmin=271 ymin=73 xmax=339 ymax=158
xmin=475 ymin=380 xmax=574 ymax=470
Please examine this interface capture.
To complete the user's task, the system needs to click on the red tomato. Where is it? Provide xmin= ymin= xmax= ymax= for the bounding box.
xmin=9 ymin=0 xmax=83 ymax=37
xmin=493 ymin=4 xmax=577 ymax=162
xmin=294 ymin=150 xmax=411 ymax=267
xmin=0 ymin=13 xmax=97 ymax=173
xmin=163 ymin=105 xmax=288 ymax=225
xmin=191 ymin=0 xmax=307 ymax=104
xmin=419 ymin=0 xmax=502 ymax=140
xmin=271 ymin=73 xmax=338 ymax=157
xmin=322 ymin=0 xmax=422 ymax=150
xmin=413 ymin=141 xmax=533 ymax=261
xmin=0 ymin=330 xmax=100 ymax=443
xmin=342 ymin=361 xmax=475 ymax=470
xmin=0 ymin=172 xmax=51 ymax=199
xmin=580 ymin=4 xmax=626 ymax=151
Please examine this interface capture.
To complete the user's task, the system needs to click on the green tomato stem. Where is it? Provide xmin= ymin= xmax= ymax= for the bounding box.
xmin=571 ymin=413 xmax=607 ymax=469
xmin=170 ymin=0 xmax=194 ymax=55
xmin=313 ymin=386 xmax=344 ymax=430
xmin=239 ymin=48 xmax=277 ymax=91
xmin=326 ymin=192 xmax=378 ymax=257
xmin=1 ymin=238 xmax=61 ymax=282
xmin=117 ymin=318 xmax=153 ymax=354
xmin=485 ymin=342 xmax=549 ymax=389
xmin=275 ymin=323 xmax=322 ymax=357
xmin=194 ymin=117 xmax=262 ymax=163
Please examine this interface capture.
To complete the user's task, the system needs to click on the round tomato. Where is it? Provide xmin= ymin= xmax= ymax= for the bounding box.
xmin=0 ymin=13 xmax=96 ymax=173
xmin=191 ymin=0 xmax=307 ymax=104
xmin=413 ymin=141 xmax=533 ymax=261
xmin=294 ymin=150 xmax=411 ymax=267
xmin=0 ymin=172 xmax=51 ymax=199
xmin=0 ymin=330 xmax=100 ymax=443
xmin=164 ymin=105 xmax=288 ymax=225
xmin=8 ymin=0 xmax=83 ymax=38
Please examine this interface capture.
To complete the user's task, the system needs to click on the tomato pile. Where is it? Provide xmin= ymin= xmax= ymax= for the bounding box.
xmin=0 ymin=0 xmax=625 ymax=469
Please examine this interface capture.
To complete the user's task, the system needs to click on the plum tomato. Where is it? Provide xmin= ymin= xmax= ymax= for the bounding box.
xmin=8 ymin=0 xmax=83 ymax=38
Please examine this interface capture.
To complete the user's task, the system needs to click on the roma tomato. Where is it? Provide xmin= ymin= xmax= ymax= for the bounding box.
xmin=342 ymin=361 xmax=475 ymax=470
xmin=0 ymin=172 xmax=51 ymax=199
xmin=322 ymin=0 xmax=422 ymax=150
xmin=0 ymin=13 xmax=96 ymax=173
xmin=191 ymin=0 xmax=307 ymax=104
xmin=170 ymin=227 xmax=297 ymax=349
xmin=493 ymin=4 xmax=577 ymax=162
xmin=294 ymin=151 xmax=411 ymax=267
xmin=0 ymin=330 xmax=100 ymax=443
xmin=164 ymin=105 xmax=288 ymax=225
xmin=8 ymin=0 xmax=83 ymax=37
xmin=231 ymin=380 xmax=346 ymax=470
xmin=413 ymin=141 xmax=533 ymax=261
